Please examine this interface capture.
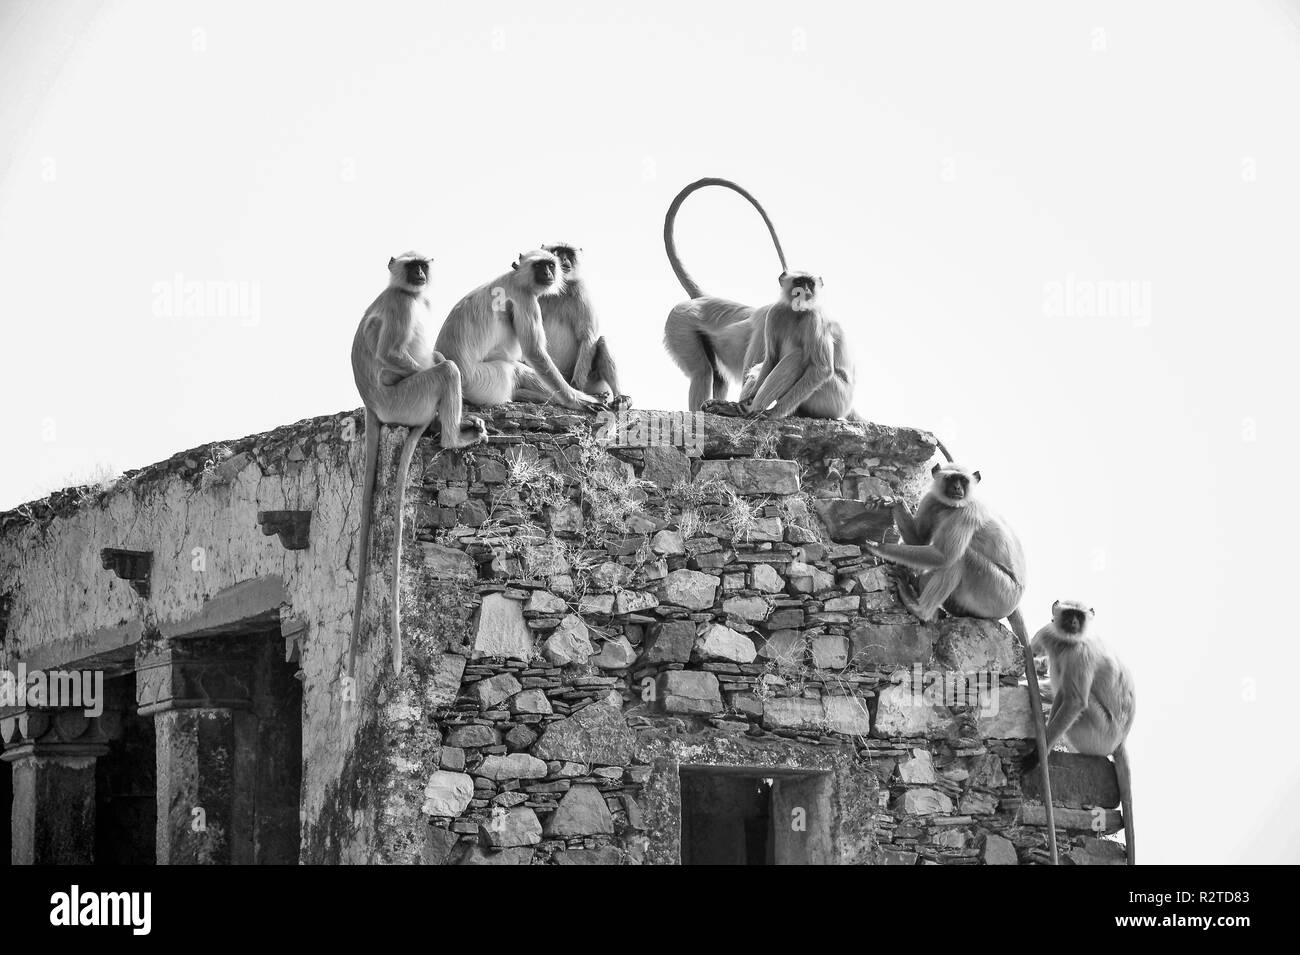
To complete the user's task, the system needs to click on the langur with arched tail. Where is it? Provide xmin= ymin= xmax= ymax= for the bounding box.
xmin=436 ymin=250 xmax=605 ymax=410
xmin=349 ymin=252 xmax=487 ymax=679
xmin=739 ymin=270 xmax=855 ymax=418
xmin=1026 ymin=601 xmax=1137 ymax=865
xmin=539 ymin=243 xmax=625 ymax=405
xmin=661 ymin=178 xmax=789 ymax=411
xmin=864 ymin=463 xmax=1059 ymax=864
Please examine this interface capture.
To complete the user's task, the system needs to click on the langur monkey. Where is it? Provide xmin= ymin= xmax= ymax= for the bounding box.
xmin=436 ymin=250 xmax=605 ymax=410
xmin=739 ymin=271 xmax=856 ymax=418
xmin=1026 ymin=601 xmax=1137 ymax=865
xmin=662 ymin=177 xmax=789 ymax=411
xmin=539 ymin=243 xmax=625 ymax=404
xmin=864 ymin=463 xmax=1060 ymax=864
xmin=349 ymin=252 xmax=487 ymax=679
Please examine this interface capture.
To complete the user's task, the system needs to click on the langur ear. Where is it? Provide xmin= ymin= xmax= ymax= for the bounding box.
xmin=972 ymin=470 xmax=982 ymax=483
xmin=818 ymin=276 xmax=824 ymax=286
xmin=1051 ymin=599 xmax=1060 ymax=613
xmin=778 ymin=271 xmax=788 ymax=284
xmin=931 ymin=463 xmax=942 ymax=475
xmin=511 ymin=260 xmax=519 ymax=270
xmin=388 ymin=257 xmax=396 ymax=268
xmin=1089 ymin=607 xmax=1096 ymax=617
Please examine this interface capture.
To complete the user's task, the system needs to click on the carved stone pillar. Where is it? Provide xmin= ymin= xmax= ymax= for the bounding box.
xmin=1 ymin=705 xmax=119 ymax=864
xmin=135 ymin=638 xmax=255 ymax=865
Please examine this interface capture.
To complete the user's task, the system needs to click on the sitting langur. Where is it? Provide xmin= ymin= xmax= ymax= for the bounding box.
xmin=864 ymin=463 xmax=1060 ymax=864
xmin=435 ymin=250 xmax=604 ymax=410
xmin=349 ymin=252 xmax=487 ymax=678
xmin=1026 ymin=601 xmax=1137 ymax=865
xmin=739 ymin=271 xmax=855 ymax=419
xmin=662 ymin=177 xmax=789 ymax=411
xmin=538 ymin=243 xmax=624 ymax=404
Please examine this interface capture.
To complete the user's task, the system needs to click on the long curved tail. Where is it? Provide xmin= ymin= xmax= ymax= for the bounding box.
xmin=389 ymin=421 xmax=431 ymax=676
xmin=1009 ymin=607 xmax=1060 ymax=865
xmin=663 ymin=177 xmax=789 ymax=299
xmin=1114 ymin=743 xmax=1135 ymax=865
xmin=347 ymin=410 xmax=382 ymax=678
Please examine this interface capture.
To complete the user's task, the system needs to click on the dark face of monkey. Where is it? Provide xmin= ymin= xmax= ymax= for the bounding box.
xmin=544 ymin=244 xmax=581 ymax=281
xmin=1057 ymin=608 xmax=1088 ymax=634
xmin=389 ymin=253 xmax=433 ymax=291
xmin=513 ymin=251 xmax=563 ymax=294
xmin=931 ymin=464 xmax=981 ymax=506
xmin=1052 ymin=601 xmax=1095 ymax=636
xmin=779 ymin=270 xmax=823 ymax=312
xmin=531 ymin=256 xmax=557 ymax=287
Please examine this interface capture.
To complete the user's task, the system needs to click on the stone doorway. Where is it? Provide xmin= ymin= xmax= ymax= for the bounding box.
xmin=679 ymin=766 xmax=832 ymax=865
xmin=94 ymin=672 xmax=156 ymax=865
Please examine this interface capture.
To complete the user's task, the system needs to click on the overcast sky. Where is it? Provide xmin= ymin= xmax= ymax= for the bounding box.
xmin=2 ymin=0 xmax=1298 ymax=863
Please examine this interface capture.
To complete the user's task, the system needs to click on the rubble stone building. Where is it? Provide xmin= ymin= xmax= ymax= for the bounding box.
xmin=0 ymin=406 xmax=1126 ymax=864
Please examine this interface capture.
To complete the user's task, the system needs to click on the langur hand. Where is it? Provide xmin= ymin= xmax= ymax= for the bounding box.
xmin=564 ymin=389 xmax=606 ymax=411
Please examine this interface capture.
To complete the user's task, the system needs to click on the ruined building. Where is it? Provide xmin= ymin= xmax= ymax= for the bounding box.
xmin=0 ymin=406 xmax=1127 ymax=864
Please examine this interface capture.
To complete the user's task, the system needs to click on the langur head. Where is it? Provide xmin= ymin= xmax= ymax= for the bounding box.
xmin=388 ymin=252 xmax=434 ymax=292
xmin=930 ymin=462 xmax=981 ymax=507
xmin=542 ymin=243 xmax=583 ymax=284
xmin=778 ymin=270 xmax=823 ymax=312
xmin=1051 ymin=599 xmax=1095 ymax=638
xmin=512 ymin=249 xmax=565 ymax=296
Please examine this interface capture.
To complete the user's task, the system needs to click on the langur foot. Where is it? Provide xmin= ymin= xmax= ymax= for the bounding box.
xmin=701 ymin=398 xmax=746 ymax=417
xmin=895 ymin=578 xmax=936 ymax=623
xmin=451 ymin=415 xmax=489 ymax=448
xmin=609 ymin=394 xmax=632 ymax=412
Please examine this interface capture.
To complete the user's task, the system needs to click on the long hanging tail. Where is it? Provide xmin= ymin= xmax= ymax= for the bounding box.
xmin=347 ymin=410 xmax=382 ymax=678
xmin=389 ymin=421 xmax=431 ymax=676
xmin=664 ymin=177 xmax=789 ymax=299
xmin=1009 ymin=607 xmax=1060 ymax=865
xmin=1113 ymin=743 xmax=1136 ymax=865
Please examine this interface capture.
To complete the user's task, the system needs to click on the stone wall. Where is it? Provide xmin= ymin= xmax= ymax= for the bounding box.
xmin=0 ymin=405 xmax=1127 ymax=864
xmin=361 ymin=407 xmax=1125 ymax=865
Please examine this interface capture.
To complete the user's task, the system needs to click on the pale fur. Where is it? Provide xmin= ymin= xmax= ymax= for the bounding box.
xmin=866 ymin=465 xmax=1059 ymax=863
xmin=348 ymin=252 xmax=486 ymax=679
xmin=741 ymin=272 xmax=856 ymax=419
xmin=661 ymin=177 xmax=789 ymax=411
xmin=435 ymin=250 xmax=602 ymax=410
xmin=1032 ymin=603 xmax=1137 ymax=864
xmin=539 ymin=244 xmax=622 ymax=400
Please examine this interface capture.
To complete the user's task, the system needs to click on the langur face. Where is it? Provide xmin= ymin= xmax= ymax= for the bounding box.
xmin=390 ymin=254 xmax=433 ymax=290
xmin=515 ymin=251 xmax=562 ymax=293
xmin=930 ymin=465 xmax=981 ymax=505
xmin=547 ymin=245 xmax=580 ymax=280
xmin=1057 ymin=608 xmax=1088 ymax=635
xmin=780 ymin=270 xmax=822 ymax=310
xmin=530 ymin=254 xmax=559 ymax=288
xmin=942 ymin=472 xmax=969 ymax=501
xmin=1052 ymin=602 xmax=1094 ymax=636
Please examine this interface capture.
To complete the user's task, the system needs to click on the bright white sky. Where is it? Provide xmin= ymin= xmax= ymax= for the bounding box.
xmin=2 ymin=0 xmax=1298 ymax=864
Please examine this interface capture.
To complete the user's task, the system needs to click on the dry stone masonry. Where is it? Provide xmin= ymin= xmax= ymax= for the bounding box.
xmin=0 ymin=405 xmax=1126 ymax=864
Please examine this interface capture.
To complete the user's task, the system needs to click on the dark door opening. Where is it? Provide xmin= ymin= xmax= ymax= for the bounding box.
xmin=94 ymin=672 xmax=157 ymax=865
xmin=249 ymin=635 xmax=302 ymax=864
xmin=680 ymin=766 xmax=833 ymax=865
xmin=681 ymin=770 xmax=773 ymax=865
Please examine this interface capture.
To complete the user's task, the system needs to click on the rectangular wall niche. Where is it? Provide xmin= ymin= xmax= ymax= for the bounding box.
xmin=679 ymin=766 xmax=832 ymax=865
